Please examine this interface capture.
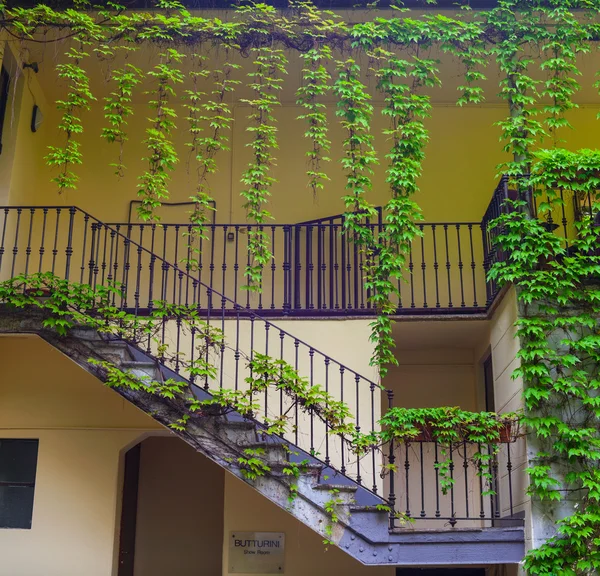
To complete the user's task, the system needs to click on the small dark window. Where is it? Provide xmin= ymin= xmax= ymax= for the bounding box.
xmin=0 ymin=66 xmax=10 ymax=155
xmin=0 ymin=439 xmax=39 ymax=529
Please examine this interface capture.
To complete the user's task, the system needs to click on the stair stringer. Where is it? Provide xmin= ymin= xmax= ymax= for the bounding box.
xmin=0 ymin=307 xmax=525 ymax=566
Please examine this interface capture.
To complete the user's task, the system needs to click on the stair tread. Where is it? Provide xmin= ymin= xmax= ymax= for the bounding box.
xmin=349 ymin=505 xmax=387 ymax=512
xmin=314 ymin=483 xmax=358 ymax=493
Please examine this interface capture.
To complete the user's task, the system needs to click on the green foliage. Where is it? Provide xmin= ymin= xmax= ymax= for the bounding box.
xmin=6 ymin=1 xmax=600 ymax=569
xmin=183 ymin=55 xmax=240 ymax=270
xmin=296 ymin=45 xmax=332 ymax=196
xmin=240 ymin=45 xmax=287 ymax=290
xmin=238 ymin=447 xmax=271 ymax=481
xmin=102 ymin=63 xmax=144 ymax=176
xmin=137 ymin=48 xmax=185 ymax=221
xmin=490 ymin=156 xmax=600 ymax=573
xmin=46 ymin=43 xmax=96 ymax=192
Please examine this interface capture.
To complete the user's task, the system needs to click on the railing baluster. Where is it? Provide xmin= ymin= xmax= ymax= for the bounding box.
xmin=51 ymin=208 xmax=61 ymax=275
xmin=270 ymin=226 xmax=276 ymax=310
xmin=24 ymin=209 xmax=34 ymax=277
xmin=324 ymin=357 xmax=330 ymax=466
xmin=64 ymin=207 xmax=75 ymax=281
xmin=432 ymin=224 xmax=440 ymax=308
xmin=294 ymin=339 xmax=299 ymax=445
xmin=79 ymin=214 xmax=89 ymax=283
xmin=0 ymin=207 xmax=9 ymax=275
xmin=309 ymin=348 xmax=315 ymax=454
xmin=317 ymin=224 xmax=322 ymax=310
xmin=306 ymin=225 xmax=313 ymax=310
xmin=352 ymin=232 xmax=358 ymax=310
xmin=89 ymin=223 xmax=99 ymax=288
xmin=38 ymin=208 xmax=48 ymax=273
xmin=405 ymin=442 xmax=411 ymax=517
xmin=463 ymin=440 xmax=469 ymax=518
xmin=282 ymin=225 xmax=291 ymax=314
xmin=340 ymin=366 xmax=346 ymax=475
xmin=134 ymin=227 xmax=143 ymax=316
xmin=434 ymin=442 xmax=440 ymax=518
xmin=456 ymin=224 xmax=465 ymax=307
xmin=148 ymin=225 xmax=156 ymax=311
xmin=234 ymin=225 xmax=240 ymax=308
xmin=333 ymin=224 xmax=339 ymax=310
xmin=222 ymin=225 xmax=228 ymax=306
xmin=420 ymin=225 xmax=427 ymax=308
xmin=279 ymin=330 xmax=285 ymax=426
xmin=443 ymin=224 xmax=452 ymax=308
xmin=387 ymin=390 xmax=396 ymax=529
xmin=10 ymin=208 xmax=21 ymax=279
xmin=449 ymin=443 xmax=456 ymax=526
xmin=488 ymin=444 xmax=495 ymax=518
xmin=234 ymin=308 xmax=241 ymax=391
xmin=507 ymin=441 xmax=514 ymax=517
xmin=341 ymin=224 xmax=346 ymax=310
xmin=264 ymin=322 xmax=270 ymax=421
xmin=209 ymin=224 xmax=216 ymax=309
xmin=420 ymin=442 xmax=425 ymax=517
xmin=371 ymin=383 xmax=377 ymax=493
xmin=355 ymin=373 xmax=361 ymax=484
xmin=468 ymin=223 xmax=478 ymax=307
xmin=409 ymin=242 xmax=415 ymax=308
xmin=294 ymin=225 xmax=301 ymax=310
xmin=478 ymin=443 xmax=485 ymax=519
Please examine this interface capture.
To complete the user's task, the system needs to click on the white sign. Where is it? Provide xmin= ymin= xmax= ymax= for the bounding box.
xmin=229 ymin=531 xmax=285 ymax=574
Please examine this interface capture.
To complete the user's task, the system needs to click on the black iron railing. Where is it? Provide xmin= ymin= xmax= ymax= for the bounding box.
xmin=0 ymin=205 xmax=521 ymax=529
xmin=387 ymin=437 xmax=518 ymax=528
xmin=104 ymin=217 xmax=488 ymax=316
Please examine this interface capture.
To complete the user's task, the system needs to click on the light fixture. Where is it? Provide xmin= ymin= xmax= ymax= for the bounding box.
xmin=31 ymin=104 xmax=43 ymax=133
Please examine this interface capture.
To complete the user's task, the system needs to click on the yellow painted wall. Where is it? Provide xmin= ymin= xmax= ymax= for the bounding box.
xmin=4 ymin=30 xmax=600 ymax=225
xmin=0 ymin=335 xmax=161 ymax=576
xmin=134 ymin=437 xmax=225 ymax=576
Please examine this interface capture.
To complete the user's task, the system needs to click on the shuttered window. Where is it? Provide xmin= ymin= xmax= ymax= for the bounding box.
xmin=0 ymin=439 xmax=39 ymax=529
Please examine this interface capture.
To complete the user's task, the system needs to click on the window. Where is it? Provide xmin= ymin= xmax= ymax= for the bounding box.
xmin=0 ymin=66 xmax=10 ymax=155
xmin=0 ymin=439 xmax=39 ymax=529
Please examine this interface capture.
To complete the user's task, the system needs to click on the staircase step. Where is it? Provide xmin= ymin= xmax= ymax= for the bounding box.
xmin=91 ymin=341 xmax=134 ymax=363
xmin=313 ymin=483 xmax=358 ymax=493
xmin=120 ymin=361 xmax=158 ymax=380
xmin=349 ymin=505 xmax=387 ymax=513
xmin=237 ymin=441 xmax=288 ymax=464
xmin=69 ymin=326 xmax=103 ymax=341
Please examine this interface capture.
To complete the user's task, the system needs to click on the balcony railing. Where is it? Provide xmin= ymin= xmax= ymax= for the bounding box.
xmin=103 ymin=214 xmax=491 ymax=316
xmin=388 ymin=438 xmax=520 ymax=529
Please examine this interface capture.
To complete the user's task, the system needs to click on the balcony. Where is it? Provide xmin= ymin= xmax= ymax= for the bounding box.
xmin=0 ymin=176 xmax=585 ymax=321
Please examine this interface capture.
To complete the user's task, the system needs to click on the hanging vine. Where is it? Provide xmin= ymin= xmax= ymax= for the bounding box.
xmin=46 ymin=41 xmax=95 ymax=192
xmin=137 ymin=48 xmax=185 ymax=221
xmin=183 ymin=53 xmax=240 ymax=269
xmin=296 ymin=45 xmax=332 ymax=197
xmin=102 ymin=62 xmax=143 ymax=177
xmin=240 ymin=45 xmax=288 ymax=289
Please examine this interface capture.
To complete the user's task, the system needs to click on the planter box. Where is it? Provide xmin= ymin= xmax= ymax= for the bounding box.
xmin=411 ymin=422 xmax=513 ymax=444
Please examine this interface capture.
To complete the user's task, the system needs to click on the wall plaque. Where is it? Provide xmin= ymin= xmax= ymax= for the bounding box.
xmin=229 ymin=531 xmax=285 ymax=574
